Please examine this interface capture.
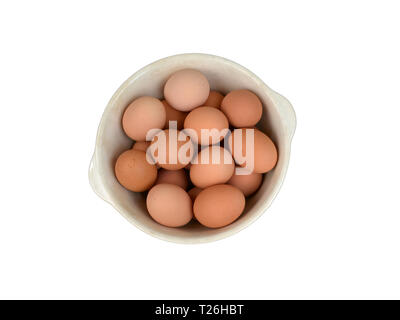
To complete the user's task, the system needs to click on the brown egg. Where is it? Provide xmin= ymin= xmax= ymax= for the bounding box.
xmin=184 ymin=106 xmax=229 ymax=145
xmin=229 ymin=128 xmax=278 ymax=173
xmin=133 ymin=140 xmax=162 ymax=169
xmin=194 ymin=184 xmax=245 ymax=228
xmin=132 ymin=141 xmax=150 ymax=152
xmin=190 ymin=146 xmax=235 ymax=188
xmin=162 ymin=99 xmax=187 ymax=130
xmin=155 ymin=169 xmax=189 ymax=190
xmin=227 ymin=167 xmax=263 ymax=196
xmin=150 ymin=129 xmax=194 ymax=170
xmin=146 ymin=184 xmax=193 ymax=227
xmin=204 ymin=90 xmax=224 ymax=108
xmin=122 ymin=96 xmax=166 ymax=141
xmin=188 ymin=187 xmax=203 ymax=202
xmin=221 ymin=90 xmax=262 ymax=127
xmin=115 ymin=149 xmax=157 ymax=192
xmin=164 ymin=69 xmax=210 ymax=112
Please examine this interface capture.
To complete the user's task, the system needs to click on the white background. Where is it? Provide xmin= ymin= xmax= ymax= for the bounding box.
xmin=0 ymin=1 xmax=399 ymax=300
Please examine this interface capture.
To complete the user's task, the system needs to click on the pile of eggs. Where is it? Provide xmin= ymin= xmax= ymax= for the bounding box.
xmin=115 ymin=69 xmax=278 ymax=229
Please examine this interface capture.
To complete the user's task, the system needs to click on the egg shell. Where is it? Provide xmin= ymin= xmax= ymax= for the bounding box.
xmin=132 ymin=141 xmax=151 ymax=152
xmin=146 ymin=184 xmax=193 ymax=227
xmin=162 ymin=99 xmax=187 ymax=130
xmin=122 ymin=96 xmax=166 ymax=141
xmin=229 ymin=128 xmax=278 ymax=173
xmin=184 ymin=106 xmax=229 ymax=145
xmin=204 ymin=90 xmax=224 ymax=108
xmin=221 ymin=90 xmax=262 ymax=127
xmin=155 ymin=169 xmax=189 ymax=190
xmin=194 ymin=184 xmax=245 ymax=228
xmin=114 ymin=149 xmax=157 ymax=192
xmin=188 ymin=187 xmax=203 ymax=202
xmin=150 ymin=129 xmax=194 ymax=170
xmin=227 ymin=167 xmax=263 ymax=196
xmin=164 ymin=69 xmax=210 ymax=112
xmin=190 ymin=146 xmax=235 ymax=188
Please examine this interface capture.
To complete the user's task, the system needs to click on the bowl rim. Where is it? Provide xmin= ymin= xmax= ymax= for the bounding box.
xmin=89 ymin=53 xmax=296 ymax=244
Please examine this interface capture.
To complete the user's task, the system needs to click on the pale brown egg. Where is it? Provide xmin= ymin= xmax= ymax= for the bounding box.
xmin=115 ymin=149 xmax=157 ymax=192
xmin=221 ymin=90 xmax=262 ymax=127
xmin=146 ymin=184 xmax=193 ymax=227
xmin=184 ymin=106 xmax=229 ymax=145
xmin=150 ymin=129 xmax=194 ymax=170
xmin=194 ymin=184 xmax=245 ymax=228
xmin=190 ymin=146 xmax=235 ymax=188
xmin=164 ymin=69 xmax=210 ymax=112
xmin=155 ymin=169 xmax=189 ymax=190
xmin=227 ymin=167 xmax=263 ymax=196
xmin=132 ymin=141 xmax=150 ymax=152
xmin=122 ymin=96 xmax=166 ymax=141
xmin=188 ymin=187 xmax=203 ymax=202
xmin=229 ymin=128 xmax=278 ymax=173
xmin=162 ymin=99 xmax=187 ymax=130
xmin=204 ymin=90 xmax=224 ymax=108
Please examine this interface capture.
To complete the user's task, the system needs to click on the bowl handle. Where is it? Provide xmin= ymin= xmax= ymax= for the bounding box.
xmin=270 ymin=91 xmax=297 ymax=140
xmin=88 ymin=153 xmax=112 ymax=204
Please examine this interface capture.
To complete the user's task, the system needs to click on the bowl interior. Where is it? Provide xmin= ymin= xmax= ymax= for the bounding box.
xmin=94 ymin=54 xmax=289 ymax=243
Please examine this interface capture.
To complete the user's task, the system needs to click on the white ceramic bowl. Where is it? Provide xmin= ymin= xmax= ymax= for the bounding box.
xmin=89 ymin=53 xmax=296 ymax=243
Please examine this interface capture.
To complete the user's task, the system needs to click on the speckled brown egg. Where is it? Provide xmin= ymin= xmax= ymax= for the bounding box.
xmin=164 ymin=69 xmax=210 ymax=112
xmin=115 ymin=149 xmax=157 ymax=192
xmin=221 ymin=90 xmax=262 ymax=127
xmin=184 ymin=106 xmax=229 ymax=145
xmin=204 ymin=90 xmax=224 ymax=108
xmin=194 ymin=184 xmax=245 ymax=228
xmin=227 ymin=167 xmax=263 ymax=196
xmin=155 ymin=169 xmax=189 ymax=190
xmin=162 ymin=99 xmax=187 ymax=130
xmin=190 ymin=146 xmax=235 ymax=188
xmin=122 ymin=96 xmax=166 ymax=141
xmin=229 ymin=128 xmax=278 ymax=173
xmin=146 ymin=184 xmax=193 ymax=227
